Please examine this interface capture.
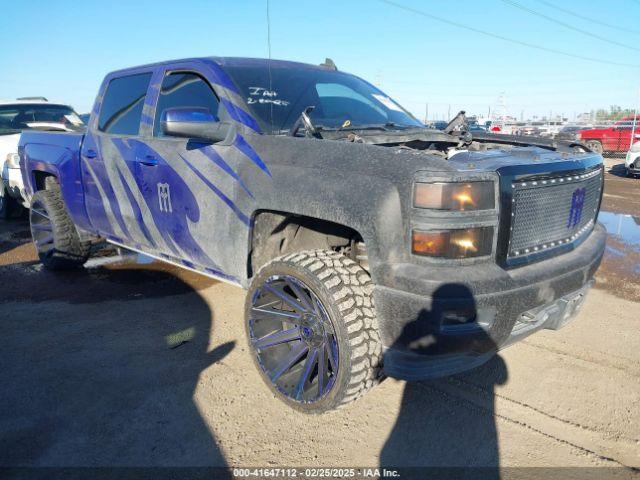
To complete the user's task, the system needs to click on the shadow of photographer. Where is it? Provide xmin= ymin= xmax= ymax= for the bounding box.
xmin=380 ymin=283 xmax=508 ymax=479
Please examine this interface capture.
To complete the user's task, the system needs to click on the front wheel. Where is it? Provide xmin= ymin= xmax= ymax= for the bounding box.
xmin=30 ymin=185 xmax=90 ymax=269
xmin=245 ymin=250 xmax=383 ymax=413
xmin=585 ymin=140 xmax=603 ymax=154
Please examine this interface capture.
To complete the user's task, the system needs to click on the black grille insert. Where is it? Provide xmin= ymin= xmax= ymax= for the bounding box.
xmin=507 ymin=167 xmax=602 ymax=259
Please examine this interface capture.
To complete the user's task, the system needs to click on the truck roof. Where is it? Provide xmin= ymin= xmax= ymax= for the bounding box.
xmin=107 ymin=56 xmax=336 ymax=76
xmin=0 ymin=99 xmax=69 ymax=107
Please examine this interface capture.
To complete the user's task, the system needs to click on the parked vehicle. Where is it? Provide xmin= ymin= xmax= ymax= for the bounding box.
xmin=555 ymin=125 xmax=585 ymax=142
xmin=467 ymin=122 xmax=486 ymax=133
xmin=577 ymin=116 xmax=640 ymax=154
xmin=19 ymin=57 xmax=606 ymax=412
xmin=0 ymin=99 xmax=84 ymax=217
xmin=626 ymin=141 xmax=640 ymax=177
xmin=429 ymin=120 xmax=448 ymax=130
xmin=514 ymin=126 xmax=543 ymax=136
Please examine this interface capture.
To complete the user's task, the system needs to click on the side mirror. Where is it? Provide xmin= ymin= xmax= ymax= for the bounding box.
xmin=161 ymin=107 xmax=230 ymax=142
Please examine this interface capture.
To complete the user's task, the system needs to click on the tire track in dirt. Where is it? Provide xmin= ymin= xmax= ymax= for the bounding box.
xmin=419 ymin=380 xmax=639 ymax=470
xmin=521 ymin=339 xmax=640 ymax=378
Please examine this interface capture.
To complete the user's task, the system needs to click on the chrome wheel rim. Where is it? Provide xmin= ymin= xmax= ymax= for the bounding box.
xmin=249 ymin=274 xmax=339 ymax=403
xmin=30 ymin=202 xmax=54 ymax=255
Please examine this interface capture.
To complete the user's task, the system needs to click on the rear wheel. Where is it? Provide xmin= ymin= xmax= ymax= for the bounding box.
xmin=245 ymin=250 xmax=383 ymax=413
xmin=585 ymin=140 xmax=603 ymax=154
xmin=29 ymin=184 xmax=90 ymax=269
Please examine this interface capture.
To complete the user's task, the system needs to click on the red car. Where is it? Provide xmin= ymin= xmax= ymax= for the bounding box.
xmin=578 ymin=116 xmax=640 ymax=154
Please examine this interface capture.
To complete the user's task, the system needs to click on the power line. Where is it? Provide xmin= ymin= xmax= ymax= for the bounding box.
xmin=377 ymin=0 xmax=640 ymax=68
xmin=500 ymin=0 xmax=640 ymax=52
xmin=533 ymin=0 xmax=640 ymax=35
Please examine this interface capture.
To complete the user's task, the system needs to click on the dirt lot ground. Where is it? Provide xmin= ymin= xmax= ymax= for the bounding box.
xmin=0 ymin=158 xmax=638 ymax=476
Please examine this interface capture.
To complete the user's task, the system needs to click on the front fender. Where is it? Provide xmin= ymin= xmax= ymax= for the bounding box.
xmin=239 ymin=135 xmax=454 ymax=284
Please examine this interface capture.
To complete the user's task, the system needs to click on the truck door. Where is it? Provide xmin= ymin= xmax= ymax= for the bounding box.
xmin=601 ymin=124 xmax=618 ymax=151
xmin=617 ymin=121 xmax=633 ymax=151
xmin=136 ymin=70 xmax=237 ymax=271
xmin=81 ymin=72 xmax=154 ymax=246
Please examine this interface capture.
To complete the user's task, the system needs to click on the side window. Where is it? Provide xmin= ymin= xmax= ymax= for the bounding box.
xmin=154 ymin=72 xmax=220 ymax=137
xmin=98 ymin=73 xmax=152 ymax=135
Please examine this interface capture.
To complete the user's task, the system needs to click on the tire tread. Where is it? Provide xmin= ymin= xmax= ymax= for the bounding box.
xmin=31 ymin=184 xmax=90 ymax=269
xmin=254 ymin=249 xmax=383 ymax=411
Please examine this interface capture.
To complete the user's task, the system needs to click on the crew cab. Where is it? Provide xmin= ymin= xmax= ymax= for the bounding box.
xmin=19 ymin=57 xmax=606 ymax=412
xmin=578 ymin=116 xmax=640 ymax=154
xmin=0 ymin=98 xmax=84 ymax=217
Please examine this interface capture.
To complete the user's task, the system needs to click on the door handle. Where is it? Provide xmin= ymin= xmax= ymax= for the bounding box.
xmin=138 ymin=154 xmax=158 ymax=166
xmin=83 ymin=149 xmax=97 ymax=159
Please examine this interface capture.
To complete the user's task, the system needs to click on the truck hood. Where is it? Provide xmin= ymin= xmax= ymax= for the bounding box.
xmin=446 ymin=146 xmax=601 ymax=173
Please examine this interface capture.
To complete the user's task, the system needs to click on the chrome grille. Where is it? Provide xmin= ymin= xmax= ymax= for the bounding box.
xmin=508 ymin=167 xmax=602 ymax=258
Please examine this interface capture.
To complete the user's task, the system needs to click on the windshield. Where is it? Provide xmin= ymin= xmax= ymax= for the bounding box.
xmin=0 ymin=104 xmax=84 ymax=135
xmin=224 ymin=64 xmax=424 ymax=134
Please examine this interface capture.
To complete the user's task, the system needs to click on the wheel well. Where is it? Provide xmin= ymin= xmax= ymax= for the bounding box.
xmin=248 ymin=211 xmax=368 ymax=278
xmin=32 ymin=171 xmax=57 ymax=192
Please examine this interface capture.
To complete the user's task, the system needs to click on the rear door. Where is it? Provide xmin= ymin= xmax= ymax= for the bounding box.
xmin=616 ymin=121 xmax=634 ymax=151
xmin=601 ymin=125 xmax=618 ymax=151
xmin=81 ymin=71 xmax=161 ymax=248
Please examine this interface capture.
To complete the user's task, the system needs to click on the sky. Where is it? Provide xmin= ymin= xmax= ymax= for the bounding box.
xmin=2 ymin=0 xmax=639 ymax=121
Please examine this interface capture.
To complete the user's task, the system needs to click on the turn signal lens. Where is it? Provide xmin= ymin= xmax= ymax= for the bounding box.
xmin=412 ymin=227 xmax=494 ymax=259
xmin=413 ymin=181 xmax=495 ymax=211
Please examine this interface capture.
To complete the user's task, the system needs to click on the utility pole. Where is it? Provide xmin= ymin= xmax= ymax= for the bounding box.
xmin=425 ymin=103 xmax=429 ymax=124
xmin=448 ymin=104 xmax=451 ymax=120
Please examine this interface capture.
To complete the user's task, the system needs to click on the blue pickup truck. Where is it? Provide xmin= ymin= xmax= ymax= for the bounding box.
xmin=19 ymin=57 xmax=606 ymax=413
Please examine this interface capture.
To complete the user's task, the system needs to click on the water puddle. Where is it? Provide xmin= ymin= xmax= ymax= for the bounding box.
xmin=596 ymin=211 xmax=640 ymax=301
xmin=599 ymin=211 xmax=640 ymax=250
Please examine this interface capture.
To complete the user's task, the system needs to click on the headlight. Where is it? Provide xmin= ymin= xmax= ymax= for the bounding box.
xmin=5 ymin=153 xmax=20 ymax=169
xmin=412 ymin=227 xmax=494 ymax=259
xmin=413 ymin=181 xmax=495 ymax=211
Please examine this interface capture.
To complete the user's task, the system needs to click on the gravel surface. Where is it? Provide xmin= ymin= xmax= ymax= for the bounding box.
xmin=0 ymin=163 xmax=638 ymax=473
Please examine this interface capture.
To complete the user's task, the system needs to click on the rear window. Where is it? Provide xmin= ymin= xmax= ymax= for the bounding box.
xmin=98 ymin=73 xmax=152 ymax=135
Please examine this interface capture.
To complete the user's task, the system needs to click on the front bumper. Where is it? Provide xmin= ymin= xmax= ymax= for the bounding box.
xmin=375 ymin=223 xmax=606 ymax=380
